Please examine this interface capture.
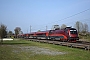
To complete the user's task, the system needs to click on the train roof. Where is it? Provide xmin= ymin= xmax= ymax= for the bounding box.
xmin=35 ymin=30 xmax=50 ymax=34
xmin=64 ymin=27 xmax=76 ymax=30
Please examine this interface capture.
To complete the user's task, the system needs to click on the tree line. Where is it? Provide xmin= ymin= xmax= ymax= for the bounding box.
xmin=0 ymin=24 xmax=23 ymax=43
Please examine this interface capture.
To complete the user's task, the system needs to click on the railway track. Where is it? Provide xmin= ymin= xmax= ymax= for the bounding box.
xmin=77 ymin=41 xmax=90 ymax=45
xmin=26 ymin=38 xmax=90 ymax=51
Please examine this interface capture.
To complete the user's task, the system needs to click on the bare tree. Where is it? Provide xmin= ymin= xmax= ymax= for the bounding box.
xmin=14 ymin=27 xmax=21 ymax=38
xmin=7 ymin=30 xmax=13 ymax=38
xmin=82 ymin=23 xmax=88 ymax=33
xmin=61 ymin=24 xmax=66 ymax=29
xmin=79 ymin=22 xmax=84 ymax=32
xmin=75 ymin=21 xmax=88 ymax=33
xmin=0 ymin=24 xmax=7 ymax=42
xmin=75 ymin=21 xmax=80 ymax=33
xmin=20 ymin=31 xmax=23 ymax=34
xmin=74 ymin=21 xmax=83 ymax=33
xmin=37 ymin=30 xmax=41 ymax=32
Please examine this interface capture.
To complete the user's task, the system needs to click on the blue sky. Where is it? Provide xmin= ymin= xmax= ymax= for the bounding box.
xmin=0 ymin=0 xmax=90 ymax=33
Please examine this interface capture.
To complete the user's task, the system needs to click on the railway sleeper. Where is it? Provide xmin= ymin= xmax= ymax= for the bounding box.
xmin=84 ymin=46 xmax=90 ymax=51
xmin=53 ymin=42 xmax=60 ymax=45
xmin=26 ymin=39 xmax=90 ymax=51
xmin=48 ymin=41 xmax=53 ymax=44
xmin=67 ymin=44 xmax=75 ymax=48
xmin=72 ymin=45 xmax=90 ymax=50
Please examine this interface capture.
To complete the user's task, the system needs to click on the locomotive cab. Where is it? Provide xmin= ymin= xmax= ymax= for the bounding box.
xmin=68 ymin=28 xmax=79 ymax=41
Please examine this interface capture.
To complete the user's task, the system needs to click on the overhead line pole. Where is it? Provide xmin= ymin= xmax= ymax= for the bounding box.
xmin=30 ymin=25 xmax=31 ymax=33
xmin=46 ymin=26 xmax=47 ymax=31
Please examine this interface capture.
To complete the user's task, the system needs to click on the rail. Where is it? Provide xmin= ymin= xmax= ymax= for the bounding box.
xmin=26 ymin=39 xmax=90 ymax=51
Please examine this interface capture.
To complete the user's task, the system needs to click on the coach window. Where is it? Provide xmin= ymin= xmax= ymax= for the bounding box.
xmin=49 ymin=30 xmax=54 ymax=34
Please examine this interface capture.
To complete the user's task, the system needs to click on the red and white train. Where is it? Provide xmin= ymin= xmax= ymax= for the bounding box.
xmin=18 ymin=27 xmax=79 ymax=42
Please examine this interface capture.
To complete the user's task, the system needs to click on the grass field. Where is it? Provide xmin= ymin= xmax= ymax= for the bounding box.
xmin=0 ymin=39 xmax=90 ymax=60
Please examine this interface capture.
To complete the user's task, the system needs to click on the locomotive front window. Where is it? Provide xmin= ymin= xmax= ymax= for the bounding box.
xmin=70 ymin=30 xmax=77 ymax=34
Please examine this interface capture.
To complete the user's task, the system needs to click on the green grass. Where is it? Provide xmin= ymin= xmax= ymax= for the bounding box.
xmin=0 ymin=39 xmax=90 ymax=60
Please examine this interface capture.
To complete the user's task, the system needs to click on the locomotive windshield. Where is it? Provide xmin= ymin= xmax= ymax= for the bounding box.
xmin=70 ymin=29 xmax=77 ymax=34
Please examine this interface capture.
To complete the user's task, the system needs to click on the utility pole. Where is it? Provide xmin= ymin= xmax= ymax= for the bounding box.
xmin=27 ymin=30 xmax=28 ymax=33
xmin=46 ymin=26 xmax=47 ymax=31
xmin=30 ymin=25 xmax=31 ymax=33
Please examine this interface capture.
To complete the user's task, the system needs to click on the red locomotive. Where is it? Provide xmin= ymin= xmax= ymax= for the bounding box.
xmin=18 ymin=27 xmax=79 ymax=42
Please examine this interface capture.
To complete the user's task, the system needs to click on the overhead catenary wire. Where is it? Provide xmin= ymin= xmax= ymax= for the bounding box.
xmin=55 ymin=8 xmax=90 ymax=23
xmin=31 ymin=8 xmax=90 ymax=31
xmin=47 ymin=8 xmax=90 ymax=27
